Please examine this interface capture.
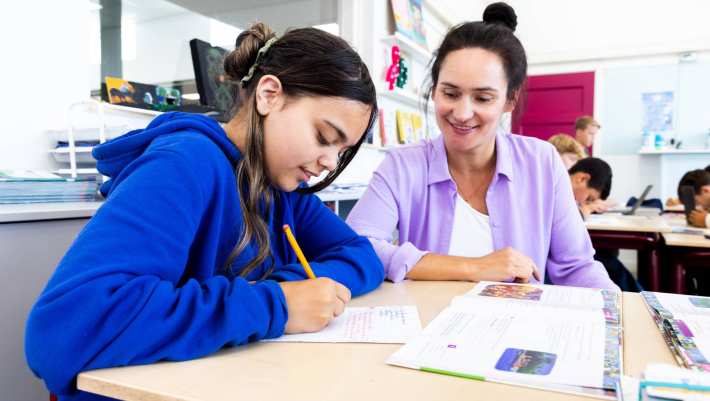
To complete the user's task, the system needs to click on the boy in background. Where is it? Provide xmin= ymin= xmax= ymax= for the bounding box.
xmin=568 ymin=157 xmax=613 ymax=217
xmin=568 ymin=158 xmax=642 ymax=292
xmin=574 ymin=116 xmax=601 ymax=156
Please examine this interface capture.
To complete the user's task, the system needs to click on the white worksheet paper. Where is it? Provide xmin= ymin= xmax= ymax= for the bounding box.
xmin=267 ymin=305 xmax=421 ymax=343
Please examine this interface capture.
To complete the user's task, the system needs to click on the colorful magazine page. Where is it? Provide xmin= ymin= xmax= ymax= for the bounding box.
xmin=642 ymin=292 xmax=710 ymax=371
xmin=388 ymin=282 xmax=622 ymax=398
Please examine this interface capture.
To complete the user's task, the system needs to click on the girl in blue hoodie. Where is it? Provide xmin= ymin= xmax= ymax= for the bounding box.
xmin=25 ymin=22 xmax=384 ymax=400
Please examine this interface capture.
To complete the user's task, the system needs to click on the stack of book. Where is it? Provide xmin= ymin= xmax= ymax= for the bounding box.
xmin=0 ymin=170 xmax=98 ymax=204
xmin=642 ymin=291 xmax=710 ymax=371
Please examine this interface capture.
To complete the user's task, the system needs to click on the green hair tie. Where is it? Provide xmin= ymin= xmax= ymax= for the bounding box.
xmin=240 ymin=36 xmax=279 ymax=87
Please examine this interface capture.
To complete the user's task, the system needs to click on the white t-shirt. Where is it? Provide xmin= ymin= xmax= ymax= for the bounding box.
xmin=448 ymin=193 xmax=494 ymax=258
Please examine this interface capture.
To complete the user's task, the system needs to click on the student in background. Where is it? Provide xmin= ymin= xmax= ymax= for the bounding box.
xmin=25 ymin=22 xmax=384 ymax=401
xmin=347 ymin=3 xmax=616 ymax=290
xmin=575 ymin=115 xmax=601 ymax=156
xmin=568 ymin=157 xmax=612 ymax=218
xmin=567 ymin=158 xmax=641 ymax=292
xmin=548 ymin=133 xmax=587 ymax=169
xmin=678 ymin=168 xmax=710 ymax=228
xmin=667 ymin=164 xmax=710 ymax=209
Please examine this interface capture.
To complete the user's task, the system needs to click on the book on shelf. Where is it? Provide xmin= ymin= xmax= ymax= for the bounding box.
xmin=0 ymin=170 xmax=98 ymax=204
xmin=411 ymin=112 xmax=425 ymax=140
xmin=389 ymin=0 xmax=427 ymax=49
xmin=387 ymin=281 xmax=622 ymax=400
xmin=396 ymin=110 xmax=415 ymax=144
xmin=378 ymin=108 xmax=399 ymax=146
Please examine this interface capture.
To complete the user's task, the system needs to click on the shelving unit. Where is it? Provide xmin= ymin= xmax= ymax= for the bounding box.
xmin=49 ymin=100 xmax=157 ymax=178
xmin=369 ymin=18 xmax=438 ymax=151
xmin=639 ymin=148 xmax=710 ymax=155
xmin=377 ymin=87 xmax=434 ymax=111
xmin=381 ymin=32 xmax=432 ymax=65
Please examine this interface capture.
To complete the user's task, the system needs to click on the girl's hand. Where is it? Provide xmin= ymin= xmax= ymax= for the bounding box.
xmin=279 ymin=278 xmax=351 ymax=333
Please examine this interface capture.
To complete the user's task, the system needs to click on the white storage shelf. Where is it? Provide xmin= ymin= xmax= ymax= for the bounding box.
xmin=51 ymin=101 xmax=158 ymax=177
xmin=51 ymin=146 xmax=95 ymax=164
xmin=377 ymin=87 xmax=434 ymax=111
xmin=639 ymin=148 xmax=710 ymax=155
xmin=372 ymin=24 xmax=437 ymax=152
xmin=381 ymin=32 xmax=432 ymax=65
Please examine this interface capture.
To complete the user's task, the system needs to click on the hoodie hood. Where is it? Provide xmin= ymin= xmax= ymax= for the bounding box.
xmin=93 ymin=112 xmax=239 ymax=196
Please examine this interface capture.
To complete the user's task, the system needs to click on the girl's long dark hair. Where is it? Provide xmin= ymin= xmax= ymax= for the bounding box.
xmin=222 ymin=22 xmax=377 ymax=277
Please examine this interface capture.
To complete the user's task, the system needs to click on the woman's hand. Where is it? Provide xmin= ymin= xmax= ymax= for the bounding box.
xmin=279 ymin=278 xmax=351 ymax=333
xmin=466 ymin=247 xmax=541 ymax=283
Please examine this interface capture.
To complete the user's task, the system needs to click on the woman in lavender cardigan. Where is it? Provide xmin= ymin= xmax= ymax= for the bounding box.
xmin=347 ymin=3 xmax=616 ymax=290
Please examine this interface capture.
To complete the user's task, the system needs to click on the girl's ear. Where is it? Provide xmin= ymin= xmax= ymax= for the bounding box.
xmin=254 ymin=74 xmax=284 ymax=116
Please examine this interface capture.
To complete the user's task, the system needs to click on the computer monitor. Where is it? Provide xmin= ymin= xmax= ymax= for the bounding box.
xmin=189 ymin=38 xmax=234 ymax=117
xmin=623 ymin=184 xmax=653 ymax=215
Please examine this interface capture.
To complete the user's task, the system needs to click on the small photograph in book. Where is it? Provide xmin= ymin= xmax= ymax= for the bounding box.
xmin=495 ymin=348 xmax=557 ymax=376
xmin=480 ymin=283 xmax=543 ymax=301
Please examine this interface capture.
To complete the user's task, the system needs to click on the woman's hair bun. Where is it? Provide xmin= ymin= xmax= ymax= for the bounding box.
xmin=224 ymin=22 xmax=276 ymax=81
xmin=482 ymin=2 xmax=517 ymax=32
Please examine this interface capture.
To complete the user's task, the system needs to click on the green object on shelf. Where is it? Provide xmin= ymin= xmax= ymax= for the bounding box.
xmin=396 ymin=58 xmax=408 ymax=89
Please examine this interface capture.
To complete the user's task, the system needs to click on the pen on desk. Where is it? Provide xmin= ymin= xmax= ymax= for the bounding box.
xmin=283 ymin=224 xmax=316 ymax=279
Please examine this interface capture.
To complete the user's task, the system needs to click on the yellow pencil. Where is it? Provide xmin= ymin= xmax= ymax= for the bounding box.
xmin=282 ymin=224 xmax=316 ymax=279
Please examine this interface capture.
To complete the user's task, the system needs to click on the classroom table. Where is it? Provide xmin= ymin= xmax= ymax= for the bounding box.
xmin=663 ymin=232 xmax=710 ymax=294
xmin=585 ymin=214 xmax=677 ymax=291
xmin=77 ymin=281 xmax=676 ymax=401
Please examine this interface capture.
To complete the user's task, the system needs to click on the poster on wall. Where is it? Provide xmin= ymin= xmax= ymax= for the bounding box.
xmin=641 ymin=91 xmax=674 ymax=132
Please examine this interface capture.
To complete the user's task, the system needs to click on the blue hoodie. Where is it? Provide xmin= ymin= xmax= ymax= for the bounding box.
xmin=25 ymin=112 xmax=385 ymax=400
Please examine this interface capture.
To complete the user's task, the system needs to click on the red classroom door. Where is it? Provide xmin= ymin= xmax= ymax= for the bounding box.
xmin=512 ymin=71 xmax=595 ymax=142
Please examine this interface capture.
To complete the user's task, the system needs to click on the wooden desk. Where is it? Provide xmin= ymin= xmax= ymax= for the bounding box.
xmin=77 ymin=282 xmax=676 ymax=401
xmin=663 ymin=233 xmax=710 ymax=248
xmin=662 ymin=232 xmax=710 ymax=294
xmin=585 ymin=215 xmax=677 ymax=291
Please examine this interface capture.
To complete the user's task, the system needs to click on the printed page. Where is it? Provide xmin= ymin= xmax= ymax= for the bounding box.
xmin=266 ymin=306 xmax=421 ymax=344
xmin=644 ymin=292 xmax=710 ymax=368
xmin=646 ymin=292 xmax=710 ymax=317
xmin=455 ymin=281 xmax=610 ymax=310
xmin=389 ymin=286 xmax=621 ymax=390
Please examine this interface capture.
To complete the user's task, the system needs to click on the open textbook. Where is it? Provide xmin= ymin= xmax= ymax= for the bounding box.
xmin=387 ymin=282 xmax=622 ymax=399
xmin=266 ymin=306 xmax=421 ymax=343
xmin=642 ymin=291 xmax=710 ymax=371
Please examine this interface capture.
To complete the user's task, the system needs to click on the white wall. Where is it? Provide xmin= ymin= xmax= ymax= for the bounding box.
xmin=442 ymin=0 xmax=710 ymax=63
xmin=0 ymin=1 xmax=90 ymax=172
xmin=121 ymin=13 xmax=240 ymax=86
xmin=435 ymin=0 xmax=710 ymax=204
xmin=529 ymin=52 xmax=710 ymax=203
